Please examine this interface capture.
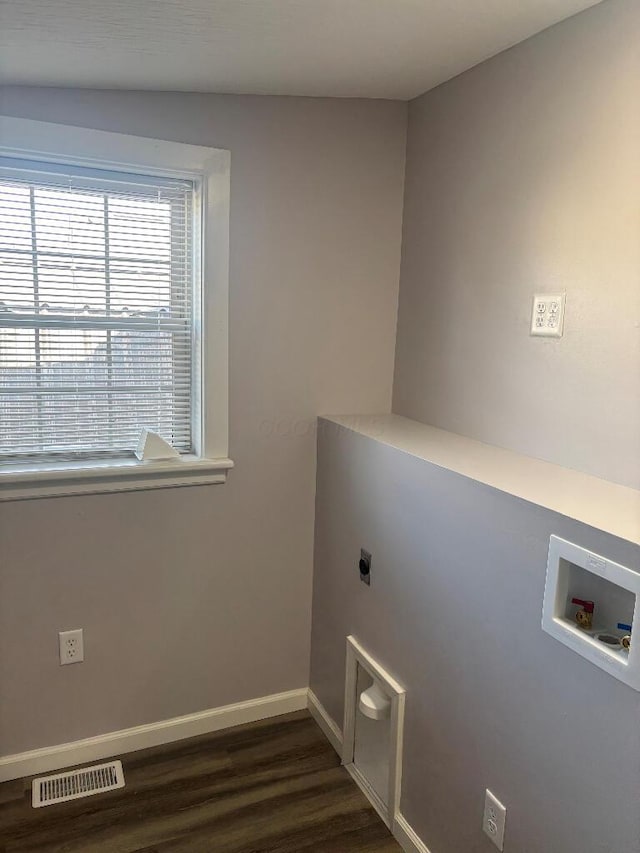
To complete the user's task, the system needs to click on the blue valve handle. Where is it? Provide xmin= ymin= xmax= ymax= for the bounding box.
xmin=617 ymin=623 xmax=632 ymax=632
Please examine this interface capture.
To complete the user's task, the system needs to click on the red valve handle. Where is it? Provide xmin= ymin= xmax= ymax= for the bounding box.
xmin=572 ymin=598 xmax=594 ymax=614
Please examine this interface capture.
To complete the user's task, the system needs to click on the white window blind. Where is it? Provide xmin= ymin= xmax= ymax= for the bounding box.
xmin=0 ymin=158 xmax=196 ymax=463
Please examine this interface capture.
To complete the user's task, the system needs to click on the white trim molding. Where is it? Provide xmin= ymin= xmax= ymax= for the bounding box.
xmin=0 ymin=688 xmax=307 ymax=783
xmin=307 ymin=684 xmax=432 ymax=853
xmin=343 ymin=634 xmax=406 ymax=829
xmin=307 ymin=689 xmax=343 ymax=756
xmin=0 ymin=116 xmax=232 ymax=500
xmin=0 ymin=455 xmax=234 ymax=501
xmin=346 ymin=762 xmax=389 ymax=826
xmin=393 ymin=813 xmax=434 ymax=853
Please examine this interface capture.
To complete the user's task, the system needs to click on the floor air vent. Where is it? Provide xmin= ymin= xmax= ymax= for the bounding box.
xmin=32 ymin=760 xmax=125 ymax=807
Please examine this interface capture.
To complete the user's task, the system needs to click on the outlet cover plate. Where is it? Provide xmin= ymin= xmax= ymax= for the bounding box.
xmin=59 ymin=629 xmax=84 ymax=665
xmin=483 ymin=789 xmax=506 ymax=850
xmin=531 ymin=292 xmax=565 ymax=337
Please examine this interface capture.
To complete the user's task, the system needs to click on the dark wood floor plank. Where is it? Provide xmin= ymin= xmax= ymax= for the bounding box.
xmin=135 ymin=782 xmax=391 ymax=853
xmin=0 ymin=711 xmax=402 ymax=853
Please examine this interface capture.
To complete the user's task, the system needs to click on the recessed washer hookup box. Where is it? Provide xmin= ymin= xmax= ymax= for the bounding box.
xmin=542 ymin=536 xmax=640 ymax=690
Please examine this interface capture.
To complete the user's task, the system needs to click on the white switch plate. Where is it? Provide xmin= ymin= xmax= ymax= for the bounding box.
xmin=483 ymin=789 xmax=507 ymax=850
xmin=530 ymin=292 xmax=565 ymax=337
xmin=59 ymin=629 xmax=84 ymax=665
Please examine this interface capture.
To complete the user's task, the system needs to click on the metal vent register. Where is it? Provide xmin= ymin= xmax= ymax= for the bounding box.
xmin=32 ymin=761 xmax=125 ymax=807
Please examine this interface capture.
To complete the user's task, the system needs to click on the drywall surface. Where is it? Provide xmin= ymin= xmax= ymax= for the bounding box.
xmin=0 ymin=89 xmax=406 ymax=755
xmin=393 ymin=0 xmax=640 ymax=489
xmin=310 ymin=417 xmax=640 ymax=853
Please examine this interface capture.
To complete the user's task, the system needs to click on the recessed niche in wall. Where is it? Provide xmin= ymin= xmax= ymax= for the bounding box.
xmin=542 ymin=536 xmax=640 ymax=690
xmin=342 ymin=636 xmax=405 ymax=827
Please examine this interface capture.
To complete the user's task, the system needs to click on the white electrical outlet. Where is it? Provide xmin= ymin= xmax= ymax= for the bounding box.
xmin=530 ymin=292 xmax=565 ymax=337
xmin=59 ymin=629 xmax=84 ymax=665
xmin=483 ymin=789 xmax=507 ymax=850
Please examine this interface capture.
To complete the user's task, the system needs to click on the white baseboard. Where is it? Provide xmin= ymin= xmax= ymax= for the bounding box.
xmin=346 ymin=761 xmax=390 ymax=827
xmin=393 ymin=812 xmax=433 ymax=853
xmin=307 ymin=688 xmax=343 ymax=756
xmin=3 ymin=683 xmax=433 ymax=853
xmin=0 ymin=687 xmax=308 ymax=783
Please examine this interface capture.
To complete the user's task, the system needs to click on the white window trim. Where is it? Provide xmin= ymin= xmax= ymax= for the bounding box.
xmin=0 ymin=116 xmax=232 ymax=500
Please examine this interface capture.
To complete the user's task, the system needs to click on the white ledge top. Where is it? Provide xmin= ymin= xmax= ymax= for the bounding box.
xmin=320 ymin=414 xmax=640 ymax=548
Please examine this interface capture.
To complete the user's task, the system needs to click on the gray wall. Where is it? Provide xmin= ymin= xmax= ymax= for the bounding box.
xmin=393 ymin=0 xmax=640 ymax=489
xmin=0 ymin=90 xmax=407 ymax=755
xmin=310 ymin=420 xmax=640 ymax=853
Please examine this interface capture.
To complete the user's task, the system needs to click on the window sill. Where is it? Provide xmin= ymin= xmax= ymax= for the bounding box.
xmin=0 ymin=455 xmax=234 ymax=501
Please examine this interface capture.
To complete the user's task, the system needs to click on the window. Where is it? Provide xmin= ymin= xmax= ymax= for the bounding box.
xmin=0 ymin=117 xmax=231 ymax=499
xmin=0 ymin=162 xmax=194 ymax=459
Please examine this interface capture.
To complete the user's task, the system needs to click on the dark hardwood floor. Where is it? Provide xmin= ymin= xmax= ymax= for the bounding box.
xmin=0 ymin=711 xmax=402 ymax=852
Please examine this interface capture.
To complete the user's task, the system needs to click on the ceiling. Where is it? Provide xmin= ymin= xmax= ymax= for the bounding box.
xmin=0 ymin=0 xmax=603 ymax=100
